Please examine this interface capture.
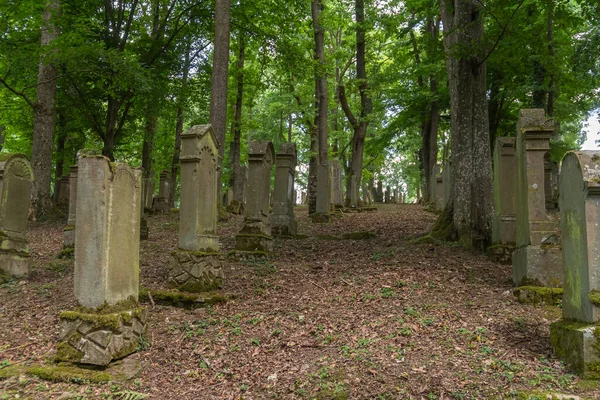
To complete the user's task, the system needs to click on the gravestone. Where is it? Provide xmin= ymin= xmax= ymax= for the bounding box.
xmin=393 ymin=188 xmax=399 ymax=204
xmin=429 ymin=164 xmax=441 ymax=207
xmin=0 ymin=154 xmax=33 ymax=277
xmin=312 ymin=162 xmax=332 ymax=222
xmin=143 ymin=171 xmax=154 ymax=211
xmin=293 ymin=190 xmax=298 ymax=206
xmin=362 ymin=184 xmax=369 ymax=205
xmin=226 ymin=188 xmax=234 ymax=206
xmin=349 ymin=175 xmax=359 ymax=207
xmin=271 ymin=143 xmax=297 ymax=237
xmin=512 ymin=109 xmax=562 ymax=287
xmin=375 ymin=181 xmax=384 ymax=203
xmin=331 ymin=158 xmax=344 ymax=207
xmin=545 ymin=154 xmax=559 ymax=210
xmin=491 ymin=137 xmax=517 ymax=263
xmin=435 ymin=171 xmax=444 ymax=210
xmin=57 ymin=154 xmax=146 ymax=366
xmin=57 ymin=176 xmax=70 ymax=206
xmin=301 ymin=191 xmax=307 ymax=205
xmin=385 ymin=186 xmax=391 ymax=203
xmin=550 ymin=151 xmax=600 ymax=376
xmin=63 ymin=162 xmax=79 ymax=252
xmin=170 ymin=125 xmax=224 ymax=291
xmin=235 ymin=141 xmax=275 ymax=255
xmin=153 ymin=170 xmax=171 ymax=213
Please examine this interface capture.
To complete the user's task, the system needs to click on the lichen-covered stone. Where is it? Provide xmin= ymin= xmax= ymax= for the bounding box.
xmin=550 ymin=320 xmax=600 ymax=378
xmin=514 ymin=286 xmax=563 ymax=305
xmin=56 ymin=307 xmax=147 ymax=366
xmin=168 ymin=250 xmax=224 ymax=293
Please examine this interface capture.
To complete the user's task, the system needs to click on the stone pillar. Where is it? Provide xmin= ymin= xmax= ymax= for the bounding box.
xmin=435 ymin=171 xmax=444 ymax=210
xmin=170 ymin=125 xmax=224 ymax=291
xmin=62 ymin=164 xmax=79 ymax=251
xmin=57 ymin=176 xmax=70 ymax=206
xmin=490 ymin=138 xmax=517 ymax=263
xmin=293 ymin=190 xmax=298 ymax=206
xmin=57 ymin=154 xmax=146 ymax=366
xmin=0 ymin=155 xmax=33 ymax=277
xmin=430 ymin=164 xmax=441 ymax=206
xmin=226 ymin=188 xmax=233 ymax=206
xmin=235 ymin=141 xmax=275 ymax=255
xmin=143 ymin=172 xmax=154 ymax=211
xmin=301 ymin=191 xmax=307 ymax=205
xmin=375 ymin=181 xmax=384 ymax=203
xmin=512 ymin=109 xmax=561 ymax=287
xmin=384 ymin=186 xmax=390 ymax=203
xmin=393 ymin=188 xmax=398 ymax=204
xmin=550 ymin=151 xmax=600 ymax=375
xmin=153 ymin=170 xmax=171 ymax=213
xmin=271 ymin=143 xmax=297 ymax=237
xmin=362 ymin=183 xmax=369 ymax=205
xmin=331 ymin=158 xmax=344 ymax=207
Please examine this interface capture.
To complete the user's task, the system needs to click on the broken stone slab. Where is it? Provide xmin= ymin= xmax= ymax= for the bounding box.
xmin=168 ymin=250 xmax=224 ymax=293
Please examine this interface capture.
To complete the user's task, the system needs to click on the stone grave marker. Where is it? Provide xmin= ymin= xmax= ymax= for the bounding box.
xmin=169 ymin=125 xmax=224 ymax=291
xmin=153 ymin=170 xmax=171 ymax=213
xmin=0 ymin=154 xmax=33 ymax=277
xmin=57 ymin=154 xmax=146 ymax=366
xmin=331 ymin=158 xmax=344 ymax=207
xmin=271 ymin=143 xmax=297 ymax=237
xmin=491 ymin=137 xmax=517 ymax=263
xmin=550 ymin=151 xmax=600 ymax=375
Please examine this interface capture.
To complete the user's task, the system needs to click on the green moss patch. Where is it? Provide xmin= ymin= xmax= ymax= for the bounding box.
xmin=0 ymin=363 xmax=112 ymax=383
xmin=342 ymin=231 xmax=376 ymax=240
xmin=588 ymin=290 xmax=600 ymax=307
xmin=57 ymin=247 xmax=74 ymax=259
xmin=514 ymin=286 xmax=563 ymax=306
xmin=59 ymin=298 xmax=144 ymax=331
xmin=139 ymin=287 xmax=229 ymax=309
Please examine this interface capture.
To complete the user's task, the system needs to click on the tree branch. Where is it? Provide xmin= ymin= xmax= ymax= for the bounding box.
xmin=338 ymin=84 xmax=358 ymax=129
xmin=0 ymin=75 xmax=35 ymax=108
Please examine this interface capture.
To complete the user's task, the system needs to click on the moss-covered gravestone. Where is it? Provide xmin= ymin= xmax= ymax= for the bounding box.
xmin=153 ymin=170 xmax=171 ymax=213
xmin=0 ymin=154 xmax=33 ymax=277
xmin=550 ymin=151 xmax=600 ymax=377
xmin=169 ymin=125 xmax=224 ymax=292
xmin=512 ymin=109 xmax=562 ymax=287
xmin=490 ymin=137 xmax=517 ymax=263
xmin=235 ymin=141 xmax=275 ymax=255
xmin=271 ymin=143 xmax=297 ymax=237
xmin=57 ymin=155 xmax=146 ymax=367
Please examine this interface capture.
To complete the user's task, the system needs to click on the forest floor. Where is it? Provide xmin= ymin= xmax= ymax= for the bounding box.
xmin=1 ymin=204 xmax=599 ymax=399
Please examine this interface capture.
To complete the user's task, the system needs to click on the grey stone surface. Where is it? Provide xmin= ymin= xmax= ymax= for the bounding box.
xmin=0 ymin=154 xmax=33 ymax=277
xmin=492 ymin=137 xmax=517 ymax=246
xmin=435 ymin=172 xmax=444 ymax=211
xmin=63 ymin=165 xmax=79 ymax=249
xmin=153 ymin=170 xmax=171 ymax=213
xmin=57 ymin=176 xmax=70 ymax=206
xmin=429 ymin=164 xmax=441 ymax=206
xmin=74 ymin=156 xmax=142 ymax=308
xmin=331 ymin=159 xmax=344 ymax=206
xmin=271 ymin=143 xmax=297 ymax=237
xmin=550 ymin=322 xmax=600 ymax=376
xmin=512 ymin=109 xmax=562 ymax=286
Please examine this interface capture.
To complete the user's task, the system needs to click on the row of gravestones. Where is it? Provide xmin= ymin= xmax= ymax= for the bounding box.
xmin=366 ymin=181 xmax=407 ymax=205
xmin=491 ymin=108 xmax=600 ymax=377
xmin=0 ymin=125 xmax=300 ymax=368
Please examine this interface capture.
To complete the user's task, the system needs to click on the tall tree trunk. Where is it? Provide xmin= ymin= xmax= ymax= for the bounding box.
xmin=439 ymin=0 xmax=493 ymax=249
xmin=310 ymin=0 xmax=330 ymax=215
xmin=488 ymin=73 xmax=504 ymax=152
xmin=231 ymin=34 xmax=245 ymax=203
xmin=141 ymin=108 xmax=158 ymax=183
xmin=546 ymin=0 xmax=554 ymax=117
xmin=338 ymin=0 xmax=372 ymax=205
xmin=210 ymin=0 xmax=231 ymax=204
xmin=31 ymin=0 xmax=59 ymax=218
xmin=53 ymin=111 xmax=66 ymax=204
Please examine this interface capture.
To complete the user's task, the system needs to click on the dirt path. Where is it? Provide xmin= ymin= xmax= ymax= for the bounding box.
xmin=1 ymin=205 xmax=598 ymax=399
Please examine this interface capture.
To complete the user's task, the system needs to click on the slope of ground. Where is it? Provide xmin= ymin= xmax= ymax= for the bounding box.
xmin=1 ymin=204 xmax=598 ymax=399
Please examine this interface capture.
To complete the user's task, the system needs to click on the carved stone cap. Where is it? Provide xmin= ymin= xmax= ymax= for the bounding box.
xmin=0 ymin=153 xmax=34 ymax=181
xmin=181 ymin=125 xmax=220 ymax=149
xmin=496 ymin=137 xmax=516 ymax=148
xmin=517 ymin=109 xmax=554 ymax=134
xmin=278 ymin=142 xmax=297 ymax=158
xmin=564 ymin=151 xmax=600 ymax=190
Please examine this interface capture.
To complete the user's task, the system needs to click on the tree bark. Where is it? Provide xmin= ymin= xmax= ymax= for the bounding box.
xmin=210 ymin=0 xmax=231 ymax=204
xmin=31 ymin=0 xmax=59 ymax=218
xmin=439 ymin=0 xmax=494 ymax=249
xmin=230 ymin=34 xmax=245 ymax=203
xmin=53 ymin=111 xmax=67 ymax=204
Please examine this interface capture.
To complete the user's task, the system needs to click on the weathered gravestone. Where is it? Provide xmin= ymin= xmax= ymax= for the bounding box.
xmin=331 ymin=158 xmax=344 ymax=207
xmin=57 ymin=154 xmax=146 ymax=366
xmin=429 ymin=164 xmax=441 ymax=208
xmin=0 ymin=154 xmax=33 ymax=277
xmin=226 ymin=188 xmax=234 ymax=206
xmin=57 ymin=176 xmax=70 ymax=206
xmin=312 ymin=162 xmax=332 ymax=222
xmin=435 ymin=171 xmax=444 ymax=211
xmin=490 ymin=137 xmax=517 ymax=263
xmin=153 ymin=170 xmax=171 ymax=213
xmin=512 ymin=109 xmax=562 ymax=287
xmin=235 ymin=141 xmax=275 ymax=255
xmin=143 ymin=171 xmax=154 ymax=211
xmin=62 ymin=161 xmax=79 ymax=252
xmin=550 ymin=151 xmax=600 ymax=376
xmin=271 ymin=143 xmax=297 ymax=237
xmin=362 ymin=184 xmax=370 ymax=205
xmin=385 ymin=186 xmax=391 ymax=203
xmin=169 ymin=125 xmax=224 ymax=292
xmin=301 ymin=191 xmax=307 ymax=205
xmin=349 ymin=175 xmax=359 ymax=207
xmin=375 ymin=181 xmax=384 ymax=203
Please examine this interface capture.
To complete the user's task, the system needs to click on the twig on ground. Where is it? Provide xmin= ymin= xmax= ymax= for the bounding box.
xmin=309 ymin=280 xmax=326 ymax=292
xmin=147 ymin=291 xmax=155 ymax=309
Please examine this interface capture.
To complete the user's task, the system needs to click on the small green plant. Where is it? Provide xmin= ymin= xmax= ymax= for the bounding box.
xmin=380 ymin=287 xmax=396 ymax=298
xmin=403 ymin=307 xmax=419 ymax=318
xmin=251 ymin=338 xmax=260 ymax=346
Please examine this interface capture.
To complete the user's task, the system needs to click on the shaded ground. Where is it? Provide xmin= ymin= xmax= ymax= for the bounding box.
xmin=1 ymin=204 xmax=599 ymax=399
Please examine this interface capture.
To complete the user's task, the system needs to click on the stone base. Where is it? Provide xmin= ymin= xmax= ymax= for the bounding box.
xmin=0 ymin=250 xmax=29 ymax=277
xmin=488 ymin=243 xmax=515 ymax=264
xmin=63 ymin=226 xmax=75 ymax=248
xmin=310 ymin=212 xmax=331 ymax=223
xmin=140 ymin=218 xmax=149 ymax=240
xmin=513 ymin=286 xmax=563 ymax=305
xmin=550 ymin=320 xmax=600 ymax=377
xmin=512 ymin=244 xmax=562 ymax=287
xmin=153 ymin=197 xmax=170 ymax=213
xmin=271 ymin=215 xmax=297 ymax=237
xmin=56 ymin=307 xmax=147 ymax=366
xmin=169 ymin=250 xmax=224 ymax=292
xmin=234 ymin=234 xmax=273 ymax=253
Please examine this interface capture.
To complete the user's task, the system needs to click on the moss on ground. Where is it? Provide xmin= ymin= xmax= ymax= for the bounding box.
xmin=342 ymin=231 xmax=376 ymax=240
xmin=514 ymin=286 xmax=564 ymax=306
xmin=0 ymin=363 xmax=112 ymax=383
xmin=139 ymin=287 xmax=228 ymax=308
